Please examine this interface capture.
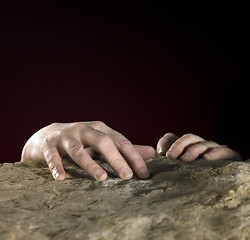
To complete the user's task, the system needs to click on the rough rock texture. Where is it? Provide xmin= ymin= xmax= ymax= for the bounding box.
xmin=1 ymin=156 xmax=250 ymax=240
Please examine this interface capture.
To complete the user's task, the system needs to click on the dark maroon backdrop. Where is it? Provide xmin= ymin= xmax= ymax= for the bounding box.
xmin=1 ymin=3 xmax=249 ymax=162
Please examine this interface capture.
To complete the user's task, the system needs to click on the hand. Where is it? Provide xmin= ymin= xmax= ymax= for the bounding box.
xmin=156 ymin=133 xmax=242 ymax=161
xmin=21 ymin=121 xmax=155 ymax=181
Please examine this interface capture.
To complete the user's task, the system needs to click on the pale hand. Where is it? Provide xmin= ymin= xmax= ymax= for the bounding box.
xmin=21 ymin=121 xmax=155 ymax=181
xmin=157 ymin=133 xmax=242 ymax=161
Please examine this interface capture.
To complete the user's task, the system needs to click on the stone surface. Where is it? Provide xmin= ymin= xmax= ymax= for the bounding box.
xmin=1 ymin=156 xmax=250 ymax=240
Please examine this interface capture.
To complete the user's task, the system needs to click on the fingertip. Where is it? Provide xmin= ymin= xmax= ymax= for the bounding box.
xmin=120 ymin=167 xmax=133 ymax=180
xmin=133 ymin=145 xmax=156 ymax=159
xmin=52 ymin=168 xmax=66 ymax=180
xmin=148 ymin=145 xmax=156 ymax=153
xmin=138 ymin=167 xmax=150 ymax=179
xmin=158 ymin=151 xmax=165 ymax=156
xmin=156 ymin=142 xmax=161 ymax=152
xmin=95 ymin=169 xmax=108 ymax=181
xmin=203 ymin=153 xmax=214 ymax=161
xmin=157 ymin=146 xmax=165 ymax=156
xmin=146 ymin=146 xmax=156 ymax=158
xmin=203 ymin=147 xmax=221 ymax=161
xmin=56 ymin=174 xmax=66 ymax=181
xmin=97 ymin=172 xmax=108 ymax=181
xmin=156 ymin=141 xmax=166 ymax=155
xmin=52 ymin=172 xmax=65 ymax=181
xmin=156 ymin=142 xmax=167 ymax=156
xmin=165 ymin=151 xmax=170 ymax=158
xmin=166 ymin=151 xmax=177 ymax=159
xmin=203 ymin=153 xmax=209 ymax=159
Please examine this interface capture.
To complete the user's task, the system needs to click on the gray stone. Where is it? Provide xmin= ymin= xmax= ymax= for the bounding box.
xmin=1 ymin=156 xmax=250 ymax=240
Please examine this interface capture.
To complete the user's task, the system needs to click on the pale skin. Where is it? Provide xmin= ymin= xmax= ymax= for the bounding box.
xmin=21 ymin=121 xmax=242 ymax=181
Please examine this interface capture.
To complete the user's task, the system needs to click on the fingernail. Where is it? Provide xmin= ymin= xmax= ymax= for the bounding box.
xmin=204 ymin=153 xmax=211 ymax=160
xmin=120 ymin=168 xmax=133 ymax=180
xmin=157 ymin=146 xmax=163 ymax=154
xmin=95 ymin=169 xmax=107 ymax=181
xmin=140 ymin=168 xmax=150 ymax=179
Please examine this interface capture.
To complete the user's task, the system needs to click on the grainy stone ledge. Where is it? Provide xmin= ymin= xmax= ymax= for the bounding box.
xmin=1 ymin=156 xmax=250 ymax=240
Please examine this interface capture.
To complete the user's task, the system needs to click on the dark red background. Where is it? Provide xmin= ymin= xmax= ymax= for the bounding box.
xmin=1 ymin=3 xmax=249 ymax=162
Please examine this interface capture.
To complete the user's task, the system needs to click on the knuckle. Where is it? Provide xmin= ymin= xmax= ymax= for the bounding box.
xmin=43 ymin=135 xmax=52 ymax=146
xmin=42 ymin=131 xmax=61 ymax=145
xmin=63 ymin=138 xmax=83 ymax=155
xmin=117 ymin=137 xmax=132 ymax=148
xmin=95 ymin=134 xmax=111 ymax=146
xmin=92 ymin=121 xmax=106 ymax=130
xmin=69 ymin=143 xmax=83 ymax=155
xmin=44 ymin=149 xmax=57 ymax=161
xmin=183 ymin=133 xmax=195 ymax=138
xmin=199 ymin=141 xmax=214 ymax=148
xmin=110 ymin=157 xmax=123 ymax=166
xmin=71 ymin=122 xmax=84 ymax=129
xmin=208 ymin=141 xmax=218 ymax=146
xmin=41 ymin=138 xmax=52 ymax=154
xmin=67 ymin=122 xmax=86 ymax=134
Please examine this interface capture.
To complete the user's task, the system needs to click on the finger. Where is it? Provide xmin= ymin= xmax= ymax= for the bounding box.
xmin=90 ymin=123 xmax=151 ymax=179
xmin=41 ymin=146 xmax=66 ymax=180
xmin=179 ymin=141 xmax=220 ymax=162
xmin=156 ymin=133 xmax=179 ymax=155
xmin=111 ymin=134 xmax=150 ymax=179
xmin=203 ymin=147 xmax=242 ymax=161
xmin=81 ymin=128 xmax=134 ymax=180
xmin=90 ymin=122 xmax=152 ymax=166
xmin=85 ymin=145 xmax=155 ymax=161
xmin=61 ymin=137 xmax=107 ymax=181
xmin=133 ymin=145 xmax=156 ymax=160
xmin=166 ymin=133 xmax=205 ymax=159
